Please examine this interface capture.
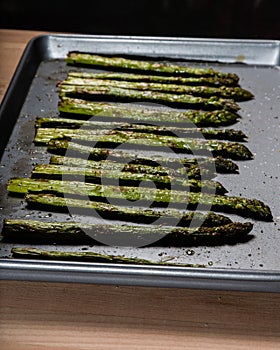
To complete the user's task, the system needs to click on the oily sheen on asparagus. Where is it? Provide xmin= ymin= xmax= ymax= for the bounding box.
xmin=60 ymin=77 xmax=253 ymax=101
xmin=3 ymin=219 xmax=253 ymax=246
xmin=47 ymin=140 xmax=239 ymax=175
xmin=48 ymin=155 xmax=238 ymax=179
xmin=36 ymin=117 xmax=247 ymax=141
xmin=58 ymin=98 xmax=240 ymax=126
xmin=11 ymin=247 xmax=206 ymax=267
xmin=24 ymin=190 xmax=273 ymax=221
xmin=67 ymin=71 xmax=239 ymax=87
xmin=59 ymin=84 xmax=240 ymax=112
xmin=35 ymin=128 xmax=253 ymax=160
xmin=66 ymin=52 xmax=239 ymax=81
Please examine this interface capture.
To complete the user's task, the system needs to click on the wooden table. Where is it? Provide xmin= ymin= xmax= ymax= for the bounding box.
xmin=0 ymin=29 xmax=280 ymax=350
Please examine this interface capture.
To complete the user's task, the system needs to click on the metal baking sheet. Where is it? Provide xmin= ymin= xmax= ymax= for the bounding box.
xmin=0 ymin=35 xmax=279 ymax=292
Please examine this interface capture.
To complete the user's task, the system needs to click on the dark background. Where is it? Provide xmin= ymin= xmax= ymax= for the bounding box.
xmin=0 ymin=0 xmax=279 ymax=39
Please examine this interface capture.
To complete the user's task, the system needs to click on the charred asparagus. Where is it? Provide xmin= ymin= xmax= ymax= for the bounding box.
xmin=24 ymin=193 xmax=232 ymax=227
xmin=66 ymin=52 xmax=239 ymax=81
xmin=61 ymin=77 xmax=253 ymax=101
xmin=68 ymin=71 xmax=239 ymax=87
xmin=36 ymin=117 xmax=247 ymax=141
xmin=3 ymin=219 xmax=253 ymax=246
xmin=49 ymin=155 xmax=238 ymax=177
xmin=58 ymin=98 xmax=240 ymax=126
xmin=25 ymin=191 xmax=273 ymax=221
xmin=59 ymin=84 xmax=240 ymax=112
xmin=35 ymin=128 xmax=253 ymax=160
xmin=8 ymin=177 xmax=226 ymax=203
xmin=49 ymin=155 xmax=184 ymax=178
xmin=47 ymin=139 xmax=238 ymax=175
xmin=31 ymin=165 xmax=227 ymax=193
xmin=47 ymin=139 xmax=213 ymax=180
xmin=11 ymin=247 xmax=205 ymax=267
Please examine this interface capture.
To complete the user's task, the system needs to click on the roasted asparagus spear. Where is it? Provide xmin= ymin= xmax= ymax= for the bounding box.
xmin=60 ymin=77 xmax=253 ymax=101
xmin=68 ymin=71 xmax=239 ymax=87
xmin=24 ymin=193 xmax=232 ymax=227
xmin=47 ymin=139 xmax=238 ymax=176
xmin=36 ymin=117 xmax=247 ymax=141
xmin=25 ymin=191 xmax=273 ymax=221
xmin=58 ymin=98 xmax=240 ymax=126
xmin=47 ymin=139 xmax=214 ymax=180
xmin=49 ymin=155 xmax=238 ymax=176
xmin=11 ymin=247 xmax=205 ymax=267
xmin=49 ymin=155 xmax=186 ymax=178
xmin=59 ymin=84 xmax=240 ymax=112
xmin=8 ymin=177 xmax=226 ymax=203
xmin=35 ymin=128 xmax=253 ymax=160
xmin=31 ymin=165 xmax=227 ymax=193
xmin=3 ymin=219 xmax=253 ymax=246
xmin=66 ymin=52 xmax=239 ymax=82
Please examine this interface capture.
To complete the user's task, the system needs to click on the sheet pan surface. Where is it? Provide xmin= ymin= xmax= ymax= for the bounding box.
xmin=0 ymin=35 xmax=279 ymax=291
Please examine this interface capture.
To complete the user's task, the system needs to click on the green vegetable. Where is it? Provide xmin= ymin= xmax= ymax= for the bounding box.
xmin=66 ymin=52 xmax=239 ymax=81
xmin=35 ymin=128 xmax=253 ymax=160
xmin=25 ymin=193 xmax=232 ymax=227
xmin=36 ymin=117 xmax=247 ymax=141
xmin=59 ymin=84 xmax=240 ymax=112
xmin=4 ymin=219 xmax=253 ymax=246
xmin=8 ymin=177 xmax=226 ymax=203
xmin=58 ymin=98 xmax=240 ymax=126
xmin=48 ymin=155 xmax=191 ymax=178
xmin=11 ymin=247 xmax=206 ymax=267
xmin=25 ymin=191 xmax=273 ymax=221
xmin=68 ymin=71 xmax=239 ymax=87
xmin=61 ymin=77 xmax=253 ymax=101
xmin=49 ymin=155 xmax=238 ymax=177
xmin=47 ymin=139 xmax=212 ymax=180
xmin=31 ymin=164 xmax=226 ymax=193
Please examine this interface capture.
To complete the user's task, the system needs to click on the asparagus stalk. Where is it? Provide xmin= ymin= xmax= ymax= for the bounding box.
xmin=25 ymin=190 xmax=273 ymax=221
xmin=49 ymin=155 xmax=185 ymax=178
xmin=32 ymin=165 xmax=225 ymax=193
xmin=58 ymin=98 xmax=240 ymax=126
xmin=66 ymin=52 xmax=239 ymax=82
xmin=61 ymin=77 xmax=253 ymax=101
xmin=59 ymin=84 xmax=240 ymax=112
xmin=35 ymin=128 xmax=253 ymax=160
xmin=36 ymin=117 xmax=247 ymax=141
xmin=25 ymin=193 xmax=232 ymax=227
xmin=8 ymin=177 xmax=226 ymax=204
xmin=68 ymin=71 xmax=239 ymax=87
xmin=47 ymin=139 xmax=212 ymax=180
xmin=31 ymin=165 xmax=226 ymax=194
xmin=3 ymin=219 xmax=253 ymax=246
xmin=208 ymin=156 xmax=238 ymax=173
xmin=49 ymin=155 xmax=238 ymax=177
xmin=47 ymin=139 xmax=238 ymax=176
xmin=11 ymin=247 xmax=206 ymax=267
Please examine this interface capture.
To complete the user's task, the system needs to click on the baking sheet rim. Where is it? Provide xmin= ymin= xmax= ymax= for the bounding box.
xmin=0 ymin=34 xmax=280 ymax=291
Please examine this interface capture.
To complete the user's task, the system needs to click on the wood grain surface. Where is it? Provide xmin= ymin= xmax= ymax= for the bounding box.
xmin=0 ymin=30 xmax=280 ymax=350
xmin=1 ymin=280 xmax=280 ymax=350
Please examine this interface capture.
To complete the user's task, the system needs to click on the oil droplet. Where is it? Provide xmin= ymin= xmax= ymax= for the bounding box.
xmin=208 ymin=261 xmax=213 ymax=266
xmin=186 ymin=249 xmax=195 ymax=256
